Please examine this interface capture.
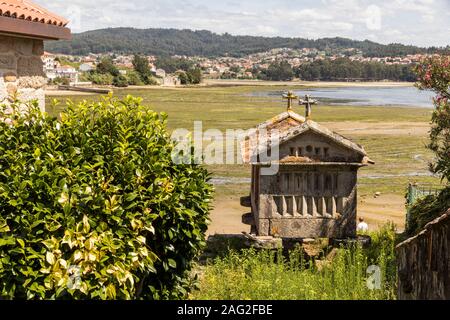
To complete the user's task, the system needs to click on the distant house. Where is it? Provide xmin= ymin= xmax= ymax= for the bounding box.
xmin=244 ymin=71 xmax=254 ymax=78
xmin=0 ymin=0 xmax=71 ymax=110
xmin=42 ymin=52 xmax=58 ymax=73
xmin=82 ymin=55 xmax=97 ymax=63
xmin=79 ymin=63 xmax=94 ymax=72
xmin=42 ymin=52 xmax=65 ymax=81
xmin=55 ymin=65 xmax=78 ymax=83
xmin=162 ymin=75 xmax=181 ymax=87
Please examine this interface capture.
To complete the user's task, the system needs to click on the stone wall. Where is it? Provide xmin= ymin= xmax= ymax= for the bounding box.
xmin=0 ymin=35 xmax=46 ymax=111
xmin=396 ymin=209 xmax=450 ymax=300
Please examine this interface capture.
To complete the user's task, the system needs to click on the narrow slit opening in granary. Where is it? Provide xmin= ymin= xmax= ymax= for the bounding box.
xmin=285 ymin=196 xmax=294 ymax=216
xmin=273 ymin=196 xmax=283 ymax=215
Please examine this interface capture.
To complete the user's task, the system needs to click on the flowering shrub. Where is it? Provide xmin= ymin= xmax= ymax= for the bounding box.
xmin=415 ymin=55 xmax=450 ymax=182
xmin=407 ymin=55 xmax=450 ymax=235
xmin=0 ymin=96 xmax=213 ymax=299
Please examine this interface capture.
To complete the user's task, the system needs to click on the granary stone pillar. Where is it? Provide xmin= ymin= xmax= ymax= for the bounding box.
xmin=0 ymin=0 xmax=71 ymax=111
xmin=0 ymin=36 xmax=47 ymax=111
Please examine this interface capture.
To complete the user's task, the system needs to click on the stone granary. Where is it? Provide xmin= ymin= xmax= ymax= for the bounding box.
xmin=241 ymin=91 xmax=374 ymax=239
xmin=0 ymin=0 xmax=71 ymax=110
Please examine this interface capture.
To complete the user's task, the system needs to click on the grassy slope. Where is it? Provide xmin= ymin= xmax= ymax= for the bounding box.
xmin=192 ymin=225 xmax=398 ymax=300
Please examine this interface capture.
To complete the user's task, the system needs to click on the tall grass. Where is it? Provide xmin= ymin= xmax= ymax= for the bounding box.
xmin=191 ymin=224 xmax=397 ymax=300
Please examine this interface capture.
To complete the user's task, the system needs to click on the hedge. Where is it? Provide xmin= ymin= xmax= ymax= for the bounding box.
xmin=0 ymin=96 xmax=213 ymax=299
xmin=406 ymin=187 xmax=450 ymax=237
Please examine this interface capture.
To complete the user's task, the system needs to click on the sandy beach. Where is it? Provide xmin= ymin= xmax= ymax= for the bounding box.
xmin=45 ymin=89 xmax=98 ymax=96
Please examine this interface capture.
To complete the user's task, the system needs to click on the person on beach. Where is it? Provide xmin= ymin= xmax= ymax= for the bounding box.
xmin=357 ymin=217 xmax=369 ymax=233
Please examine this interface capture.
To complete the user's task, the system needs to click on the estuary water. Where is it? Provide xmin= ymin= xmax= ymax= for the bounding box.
xmin=250 ymin=86 xmax=436 ymax=108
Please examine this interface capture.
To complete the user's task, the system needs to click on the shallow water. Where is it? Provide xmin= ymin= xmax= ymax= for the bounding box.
xmin=250 ymin=86 xmax=436 ymax=108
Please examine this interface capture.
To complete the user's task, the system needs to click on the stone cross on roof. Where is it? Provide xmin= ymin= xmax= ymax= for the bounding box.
xmin=299 ymin=95 xmax=318 ymax=119
xmin=282 ymin=91 xmax=298 ymax=111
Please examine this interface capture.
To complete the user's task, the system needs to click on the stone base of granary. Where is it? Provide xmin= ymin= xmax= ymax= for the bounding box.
xmin=257 ymin=216 xmax=357 ymax=239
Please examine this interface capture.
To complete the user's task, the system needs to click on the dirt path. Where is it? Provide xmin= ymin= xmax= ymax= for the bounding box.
xmin=45 ymin=90 xmax=97 ymax=96
xmin=358 ymin=194 xmax=406 ymax=231
xmin=207 ymin=198 xmax=251 ymax=236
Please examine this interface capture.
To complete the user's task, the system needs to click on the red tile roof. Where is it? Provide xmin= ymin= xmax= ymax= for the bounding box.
xmin=0 ymin=0 xmax=68 ymax=27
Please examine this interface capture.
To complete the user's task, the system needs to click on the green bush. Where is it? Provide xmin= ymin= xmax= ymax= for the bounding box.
xmin=50 ymin=77 xmax=70 ymax=86
xmin=141 ymin=74 xmax=158 ymax=86
xmin=113 ymin=75 xmax=129 ymax=88
xmin=406 ymin=188 xmax=450 ymax=236
xmin=0 ymin=96 xmax=213 ymax=300
xmin=186 ymin=68 xmax=202 ymax=85
xmin=78 ymin=72 xmax=91 ymax=83
xmin=126 ymin=71 xmax=144 ymax=86
xmin=88 ymin=72 xmax=114 ymax=85
xmin=408 ymin=56 xmax=450 ymax=235
xmin=176 ymin=69 xmax=202 ymax=85
xmin=176 ymin=71 xmax=189 ymax=85
xmin=96 ymin=57 xmax=120 ymax=77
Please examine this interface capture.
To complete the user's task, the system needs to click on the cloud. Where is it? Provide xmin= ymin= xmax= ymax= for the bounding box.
xmin=35 ymin=0 xmax=450 ymax=47
xmin=391 ymin=0 xmax=435 ymax=12
xmin=254 ymin=25 xmax=279 ymax=36
xmin=267 ymin=8 xmax=332 ymax=21
xmin=365 ymin=5 xmax=382 ymax=31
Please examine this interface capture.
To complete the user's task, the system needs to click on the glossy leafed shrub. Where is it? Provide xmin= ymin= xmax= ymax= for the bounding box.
xmin=0 ymin=96 xmax=213 ymax=299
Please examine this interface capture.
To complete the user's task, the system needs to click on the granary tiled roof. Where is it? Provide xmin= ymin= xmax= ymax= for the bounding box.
xmin=0 ymin=0 xmax=68 ymax=26
xmin=241 ymin=110 xmax=373 ymax=165
xmin=241 ymin=110 xmax=306 ymax=164
xmin=256 ymin=110 xmax=306 ymax=133
xmin=279 ymin=120 xmax=368 ymax=156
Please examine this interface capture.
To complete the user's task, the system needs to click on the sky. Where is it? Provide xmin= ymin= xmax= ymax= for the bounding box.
xmin=36 ymin=0 xmax=450 ymax=47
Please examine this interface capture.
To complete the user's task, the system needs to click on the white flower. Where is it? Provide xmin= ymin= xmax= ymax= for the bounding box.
xmin=58 ymin=192 xmax=69 ymax=204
